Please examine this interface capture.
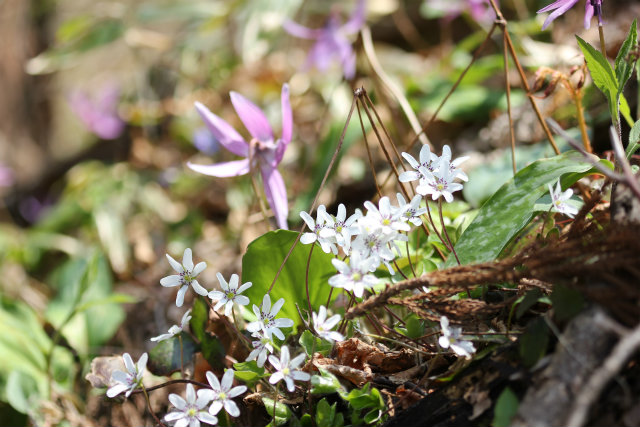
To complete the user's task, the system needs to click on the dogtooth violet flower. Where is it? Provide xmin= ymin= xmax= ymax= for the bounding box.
xmin=312 ymin=306 xmax=345 ymax=343
xmin=150 ymin=309 xmax=192 ymax=342
xmin=188 ymin=84 xmax=292 ymax=229
xmin=423 ymin=0 xmax=496 ymax=25
xmin=160 ymin=248 xmax=208 ymax=308
xmin=283 ymin=0 xmax=366 ymax=79
xmin=106 ymin=353 xmax=148 ymax=398
xmin=268 ymin=345 xmax=310 ymax=392
xmin=165 ymin=383 xmax=217 ymax=427
xmin=300 ymin=205 xmax=338 ymax=254
xmin=209 ymin=272 xmax=252 ymax=317
xmin=204 ymin=370 xmax=247 ymax=417
xmin=537 ymin=0 xmax=603 ymax=30
xmin=439 ymin=316 xmax=476 ymax=359
xmin=548 ymin=179 xmax=579 ymax=218
xmin=247 ymin=330 xmax=275 ymax=367
xmin=246 ymin=294 xmax=294 ymax=340
xmin=68 ymin=84 xmax=125 ymax=140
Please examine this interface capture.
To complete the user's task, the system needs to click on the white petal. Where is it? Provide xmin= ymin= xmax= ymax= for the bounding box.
xmin=300 ymin=232 xmax=317 ymax=245
xmin=221 ymin=369 xmax=235 ymax=391
xmin=228 ymin=385 xmax=247 ymax=398
xmin=206 ymin=371 xmax=221 ymax=391
xmin=191 ymin=280 xmax=209 ymax=296
xmin=182 ymin=248 xmax=194 ymax=271
xmin=160 ymin=275 xmax=182 ymax=287
xmin=106 ymin=383 xmax=128 ymax=398
xmin=169 ymin=393 xmax=187 ymax=410
xmin=198 ymin=412 xmax=218 ymax=425
xmin=209 ymin=290 xmax=224 ymax=301
xmin=209 ymin=400 xmax=223 ymax=416
xmin=269 ymin=372 xmax=284 ymax=384
xmin=234 ymin=295 xmax=250 ymax=306
xmin=164 ymin=411 xmax=185 ymax=422
xmin=237 ymin=282 xmax=252 ymax=294
xmin=224 ymin=399 xmax=240 ymax=417
xmin=292 ymin=370 xmax=310 ymax=381
xmin=176 ymin=285 xmax=188 ymax=307
xmin=192 ymin=262 xmax=207 ymax=276
xmin=166 ymin=254 xmax=184 ymax=273
xmin=186 ymin=384 xmax=196 ymax=403
xmin=122 ymin=353 xmax=135 ymax=372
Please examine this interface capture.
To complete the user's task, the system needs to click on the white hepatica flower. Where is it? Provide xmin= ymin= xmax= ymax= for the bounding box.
xmin=300 ymin=205 xmax=338 ymax=254
xmin=363 ymin=196 xmax=410 ymax=234
xmin=268 ymin=345 xmax=310 ymax=392
xmin=395 ymin=193 xmax=427 ymax=226
xmin=399 ymin=144 xmax=440 ymax=184
xmin=106 ymin=352 xmax=148 ymax=398
xmin=312 ymin=306 xmax=344 ymax=343
xmin=208 ymin=273 xmax=252 ymax=317
xmin=161 ymin=248 xmax=208 ymax=307
xmin=439 ymin=145 xmax=469 ymax=182
xmin=548 ymin=179 xmax=578 ymax=218
xmin=246 ymin=294 xmax=294 ymax=340
xmin=204 ymin=369 xmax=247 ymax=417
xmin=151 ymin=309 xmax=192 ymax=342
xmin=417 ymin=160 xmax=463 ymax=203
xmin=328 ymin=249 xmax=379 ymax=298
xmin=438 ymin=316 xmax=476 ymax=359
xmin=246 ymin=330 xmax=275 ymax=367
xmin=319 ymin=203 xmax=361 ymax=252
xmin=165 ymin=383 xmax=217 ymax=427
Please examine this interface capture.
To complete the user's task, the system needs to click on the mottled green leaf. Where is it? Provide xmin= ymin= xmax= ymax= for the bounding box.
xmin=147 ymin=333 xmax=198 ymax=377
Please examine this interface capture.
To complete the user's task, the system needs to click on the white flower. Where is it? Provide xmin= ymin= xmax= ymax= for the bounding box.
xmin=399 ymin=144 xmax=440 ymax=183
xmin=106 ymin=352 xmax=148 ymax=398
xmin=416 ymin=160 xmax=464 ymax=203
xmin=208 ymin=273 xmax=252 ymax=317
xmin=300 ymin=205 xmax=338 ymax=254
xmin=319 ymin=203 xmax=361 ymax=252
xmin=268 ymin=345 xmax=310 ymax=392
xmin=246 ymin=330 xmax=275 ymax=367
xmin=160 ymin=248 xmax=208 ymax=307
xmin=246 ymin=294 xmax=294 ymax=340
xmin=363 ymin=197 xmax=410 ymax=234
xmin=151 ymin=309 xmax=192 ymax=342
xmin=312 ymin=306 xmax=344 ymax=343
xmin=329 ymin=250 xmax=379 ymax=298
xmin=165 ymin=383 xmax=217 ymax=427
xmin=439 ymin=145 xmax=469 ymax=182
xmin=204 ymin=370 xmax=247 ymax=417
xmin=548 ymin=180 xmax=578 ymax=218
xmin=438 ymin=316 xmax=476 ymax=359
xmin=395 ymin=193 xmax=427 ymax=226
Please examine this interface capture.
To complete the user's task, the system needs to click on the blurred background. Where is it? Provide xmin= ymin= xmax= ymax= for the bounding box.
xmin=0 ymin=0 xmax=636 ymax=425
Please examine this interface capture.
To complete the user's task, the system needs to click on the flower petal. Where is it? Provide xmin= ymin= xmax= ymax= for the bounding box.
xmin=166 ymin=254 xmax=184 ymax=273
xmin=230 ymin=91 xmax=273 ymax=143
xmin=176 ymin=285 xmax=188 ymax=307
xmin=191 ymin=280 xmax=209 ymax=296
xmin=206 ymin=371 xmax=221 ymax=391
xmin=182 ymin=248 xmax=194 ymax=271
xmin=160 ymin=275 xmax=181 ymax=287
xmin=188 ymin=159 xmax=250 ymax=178
xmin=276 ymin=84 xmax=292 ymax=164
xmin=195 ymin=102 xmax=249 ymax=157
xmin=224 ymin=399 xmax=241 ymax=417
xmin=261 ymin=166 xmax=289 ymax=230
xmin=283 ymin=19 xmax=324 ymax=39
xmin=342 ymin=0 xmax=366 ymax=34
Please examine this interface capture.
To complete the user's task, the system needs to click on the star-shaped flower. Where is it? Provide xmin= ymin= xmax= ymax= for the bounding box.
xmin=106 ymin=353 xmax=147 ymax=398
xmin=438 ymin=316 xmax=476 ymax=359
xmin=150 ymin=309 xmax=192 ymax=342
xmin=537 ymin=0 xmax=603 ymax=30
xmin=246 ymin=330 xmax=275 ymax=368
xmin=329 ymin=249 xmax=379 ymax=298
xmin=246 ymin=294 xmax=294 ymax=340
xmin=548 ymin=179 xmax=579 ymax=218
xmin=160 ymin=248 xmax=208 ymax=307
xmin=209 ymin=273 xmax=252 ymax=317
xmin=268 ymin=345 xmax=310 ymax=392
xmin=300 ymin=205 xmax=338 ymax=254
xmin=188 ymin=84 xmax=292 ymax=229
xmin=204 ymin=370 xmax=247 ymax=418
xmin=416 ymin=160 xmax=464 ymax=203
xmin=165 ymin=383 xmax=217 ymax=427
xmin=312 ymin=306 xmax=344 ymax=343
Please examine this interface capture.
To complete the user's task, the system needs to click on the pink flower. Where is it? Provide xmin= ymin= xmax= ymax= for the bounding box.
xmin=188 ymin=84 xmax=292 ymax=229
xmin=284 ymin=0 xmax=366 ymax=79
xmin=68 ymin=84 xmax=125 ymax=140
xmin=537 ymin=0 xmax=603 ymax=30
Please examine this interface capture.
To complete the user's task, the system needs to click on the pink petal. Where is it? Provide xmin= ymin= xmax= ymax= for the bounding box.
xmin=283 ymin=20 xmax=323 ymax=39
xmin=260 ymin=166 xmax=289 ymax=230
xmin=195 ymin=102 xmax=249 ymax=157
xmin=229 ymin=92 xmax=273 ymax=143
xmin=342 ymin=0 xmax=366 ymax=35
xmin=187 ymin=159 xmax=250 ymax=177
xmin=276 ymin=84 xmax=292 ymax=164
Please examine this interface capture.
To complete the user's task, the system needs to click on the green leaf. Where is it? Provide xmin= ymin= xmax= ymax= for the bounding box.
xmin=311 ymin=369 xmax=345 ymax=395
xmin=233 ymin=361 xmax=267 ymax=387
xmin=627 ymin=119 xmax=640 ymax=158
xmin=299 ymin=330 xmax=334 ymax=357
xmin=576 ymin=35 xmax=618 ymax=119
xmin=316 ymin=398 xmax=339 ymax=427
xmin=405 ymin=315 xmax=425 ymax=339
xmin=519 ymin=317 xmax=549 ymax=368
xmin=262 ymin=396 xmax=292 ymax=426
xmin=493 ymin=387 xmax=519 ymax=427
xmin=615 ymin=19 xmax=638 ymax=98
xmin=515 ymin=288 xmax=543 ymax=319
xmin=147 ymin=333 xmax=198 ymax=377
xmin=299 ymin=413 xmax=313 ymax=427
xmin=241 ymin=230 xmax=336 ymax=330
xmin=550 ymin=284 xmax=584 ymax=323
xmin=446 ymin=151 xmax=596 ymax=266
xmin=5 ymin=371 xmax=40 ymax=415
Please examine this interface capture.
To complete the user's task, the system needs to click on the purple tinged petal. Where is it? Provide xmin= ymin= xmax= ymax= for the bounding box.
xmin=230 ymin=92 xmax=274 ymax=143
xmin=583 ymin=1 xmax=594 ymax=29
xmin=195 ymin=102 xmax=249 ymax=157
xmin=283 ymin=19 xmax=324 ymax=39
xmin=169 ymin=393 xmax=187 ymax=410
xmin=187 ymin=159 xmax=251 ymax=178
xmin=198 ymin=412 xmax=218 ymax=425
xmin=228 ymin=385 xmax=247 ymax=398
xmin=276 ymin=84 xmax=292 ymax=164
xmin=224 ymin=400 xmax=241 ymax=417
xmin=186 ymin=384 xmax=196 ymax=403
xmin=538 ymin=0 xmax=580 ymax=29
xmin=342 ymin=0 xmax=366 ymax=35
xmin=107 ymin=383 xmax=128 ymax=398
xmin=164 ymin=411 xmax=185 ymax=422
xmin=260 ymin=166 xmax=289 ymax=230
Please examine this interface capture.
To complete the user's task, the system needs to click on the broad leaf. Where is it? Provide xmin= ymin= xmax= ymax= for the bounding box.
xmin=615 ymin=19 xmax=638 ymax=99
xmin=493 ymin=387 xmax=519 ymax=427
xmin=576 ymin=35 xmax=618 ymax=120
xmin=147 ymin=333 xmax=198 ymax=377
xmin=299 ymin=330 xmax=333 ymax=357
xmin=446 ymin=151 xmax=597 ymax=266
xmin=241 ymin=230 xmax=336 ymax=331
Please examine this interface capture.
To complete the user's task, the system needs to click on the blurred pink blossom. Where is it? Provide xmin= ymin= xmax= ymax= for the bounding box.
xmin=68 ymin=84 xmax=125 ymax=140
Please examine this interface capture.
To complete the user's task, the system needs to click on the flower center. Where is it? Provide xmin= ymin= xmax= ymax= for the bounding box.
xmin=283 ymin=367 xmax=290 ymax=376
xmin=226 ymin=291 xmax=235 ymax=300
xmin=187 ymin=407 xmax=198 ymax=417
xmin=352 ymin=272 xmax=362 ymax=282
xmin=219 ymin=392 xmax=227 ymax=400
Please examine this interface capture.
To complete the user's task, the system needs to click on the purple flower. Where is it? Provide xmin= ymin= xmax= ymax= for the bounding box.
xmin=188 ymin=84 xmax=293 ymax=229
xmin=424 ymin=0 xmax=496 ymax=25
xmin=283 ymin=0 xmax=366 ymax=80
xmin=193 ymin=127 xmax=220 ymax=155
xmin=537 ymin=0 xmax=602 ymax=30
xmin=68 ymin=84 xmax=125 ymax=140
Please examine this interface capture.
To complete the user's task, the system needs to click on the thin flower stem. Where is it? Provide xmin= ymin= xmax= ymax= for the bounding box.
xmin=357 ymin=100 xmax=382 ymax=197
xmin=325 ymin=286 xmax=334 ymax=311
xmin=598 ymin=23 xmax=607 ymax=58
xmin=248 ymin=140 xmax=273 ymax=231
xmin=503 ymin=29 xmax=517 ymax=175
xmin=573 ymin=89 xmax=592 ymax=153
xmin=141 ymin=384 xmax=167 ymax=427
xmin=405 ymin=239 xmax=417 ymax=278
xmin=425 ymin=200 xmax=452 ymax=254
xmin=438 ymin=200 xmax=465 ymax=288
xmin=392 ymin=258 xmax=409 ymax=280
xmin=305 ymin=243 xmax=315 ymax=315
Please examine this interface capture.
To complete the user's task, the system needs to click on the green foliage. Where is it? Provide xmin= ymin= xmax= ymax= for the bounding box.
xmin=262 ymin=396 xmax=293 ymax=427
xmin=311 ymin=369 xmax=345 ymax=395
xmin=519 ymin=317 xmax=549 ymax=368
xmin=190 ymin=298 xmax=225 ymax=370
xmin=627 ymin=119 xmax=640 ymax=158
xmin=315 ymin=398 xmax=344 ymax=427
xmin=342 ymin=383 xmax=386 ymax=425
xmin=299 ymin=330 xmax=334 ymax=357
xmin=233 ymin=361 xmax=268 ymax=388
xmin=446 ymin=151 xmax=597 ymax=267
xmin=241 ymin=230 xmax=336 ymax=330
xmin=550 ymin=284 xmax=584 ymax=323
xmin=147 ymin=333 xmax=198 ymax=376
xmin=493 ymin=387 xmax=519 ymax=427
